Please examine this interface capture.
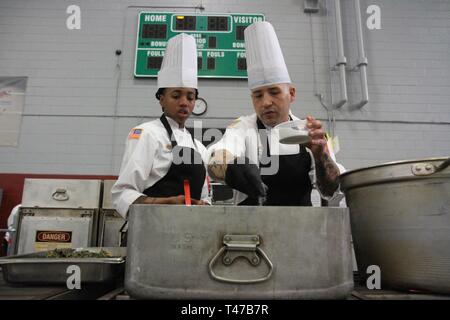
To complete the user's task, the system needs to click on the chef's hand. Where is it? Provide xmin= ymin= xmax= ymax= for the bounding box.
xmin=225 ymin=157 xmax=266 ymax=198
xmin=304 ymin=116 xmax=341 ymax=197
xmin=134 ymin=195 xmax=207 ymax=205
xmin=305 ymin=116 xmax=328 ymax=158
xmin=191 ymin=198 xmax=208 ymax=205
xmin=165 ymin=196 xmax=207 ymax=205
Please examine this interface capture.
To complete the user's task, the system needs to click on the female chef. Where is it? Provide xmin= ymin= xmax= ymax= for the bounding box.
xmin=112 ymin=33 xmax=210 ymax=219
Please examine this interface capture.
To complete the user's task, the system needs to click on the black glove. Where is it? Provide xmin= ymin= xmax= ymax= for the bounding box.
xmin=225 ymin=157 xmax=266 ymax=198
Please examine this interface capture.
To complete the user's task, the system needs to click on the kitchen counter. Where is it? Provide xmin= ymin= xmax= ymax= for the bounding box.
xmin=1 ymin=268 xmax=449 ymax=300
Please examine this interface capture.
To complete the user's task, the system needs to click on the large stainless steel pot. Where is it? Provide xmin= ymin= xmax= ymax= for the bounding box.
xmin=340 ymin=157 xmax=450 ymax=294
xmin=125 ymin=205 xmax=353 ymax=299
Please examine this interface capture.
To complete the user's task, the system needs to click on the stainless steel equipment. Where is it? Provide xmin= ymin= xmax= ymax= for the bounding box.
xmin=0 ymin=247 xmax=126 ymax=285
xmin=98 ymin=180 xmax=125 ymax=247
xmin=340 ymin=157 xmax=450 ymax=294
xmin=125 ymin=205 xmax=353 ymax=299
xmin=16 ymin=179 xmax=102 ymax=254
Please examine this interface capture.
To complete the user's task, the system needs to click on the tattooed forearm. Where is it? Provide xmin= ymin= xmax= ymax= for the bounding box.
xmin=314 ymin=152 xmax=340 ymax=197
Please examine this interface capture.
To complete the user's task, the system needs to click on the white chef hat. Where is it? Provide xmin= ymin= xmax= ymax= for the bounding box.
xmin=244 ymin=21 xmax=291 ymax=90
xmin=157 ymin=33 xmax=198 ymax=89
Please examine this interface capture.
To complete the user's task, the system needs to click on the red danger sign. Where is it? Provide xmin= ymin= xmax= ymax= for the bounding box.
xmin=35 ymin=231 xmax=72 ymax=243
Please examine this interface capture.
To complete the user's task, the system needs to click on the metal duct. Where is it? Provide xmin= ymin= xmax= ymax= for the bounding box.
xmin=333 ymin=0 xmax=348 ymax=109
xmin=349 ymin=0 xmax=369 ymax=109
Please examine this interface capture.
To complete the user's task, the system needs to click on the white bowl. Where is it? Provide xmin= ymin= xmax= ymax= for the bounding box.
xmin=275 ymin=119 xmax=310 ymax=145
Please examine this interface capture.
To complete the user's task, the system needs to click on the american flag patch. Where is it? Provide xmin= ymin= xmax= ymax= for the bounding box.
xmin=128 ymin=128 xmax=143 ymax=140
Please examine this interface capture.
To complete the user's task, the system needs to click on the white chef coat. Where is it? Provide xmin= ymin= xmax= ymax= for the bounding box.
xmin=207 ymin=113 xmax=346 ymax=205
xmin=112 ymin=116 xmax=211 ymax=218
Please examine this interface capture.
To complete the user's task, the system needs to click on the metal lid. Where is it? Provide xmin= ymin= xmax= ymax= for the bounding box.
xmin=102 ymin=179 xmax=117 ymax=210
xmin=340 ymin=157 xmax=450 ymax=191
xmin=21 ymin=179 xmax=102 ymax=209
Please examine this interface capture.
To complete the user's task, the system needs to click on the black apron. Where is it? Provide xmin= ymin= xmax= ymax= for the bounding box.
xmin=144 ymin=115 xmax=206 ymax=200
xmin=239 ymin=117 xmax=312 ymax=206
xmin=120 ymin=115 xmax=206 ymax=246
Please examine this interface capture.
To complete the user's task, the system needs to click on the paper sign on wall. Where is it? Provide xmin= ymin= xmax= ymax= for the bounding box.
xmin=0 ymin=77 xmax=27 ymax=146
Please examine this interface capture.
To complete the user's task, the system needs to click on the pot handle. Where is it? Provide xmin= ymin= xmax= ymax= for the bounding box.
xmin=118 ymin=220 xmax=128 ymax=247
xmin=411 ymin=157 xmax=450 ymax=176
xmin=52 ymin=188 xmax=69 ymax=201
xmin=208 ymin=234 xmax=273 ymax=284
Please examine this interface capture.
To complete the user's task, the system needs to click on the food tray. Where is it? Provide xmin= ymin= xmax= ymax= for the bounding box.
xmin=0 ymin=247 xmax=126 ymax=285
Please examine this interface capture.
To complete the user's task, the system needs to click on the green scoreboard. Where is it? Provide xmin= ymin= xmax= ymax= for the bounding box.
xmin=134 ymin=12 xmax=265 ymax=78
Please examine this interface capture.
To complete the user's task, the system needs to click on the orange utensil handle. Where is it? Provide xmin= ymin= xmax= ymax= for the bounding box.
xmin=183 ymin=179 xmax=191 ymax=206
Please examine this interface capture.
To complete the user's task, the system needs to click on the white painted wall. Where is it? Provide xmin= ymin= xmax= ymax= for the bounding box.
xmin=0 ymin=0 xmax=449 ymax=175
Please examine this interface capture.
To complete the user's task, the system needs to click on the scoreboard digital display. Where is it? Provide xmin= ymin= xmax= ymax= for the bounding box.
xmin=142 ymin=24 xmax=167 ymax=39
xmin=134 ymin=12 xmax=265 ymax=78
